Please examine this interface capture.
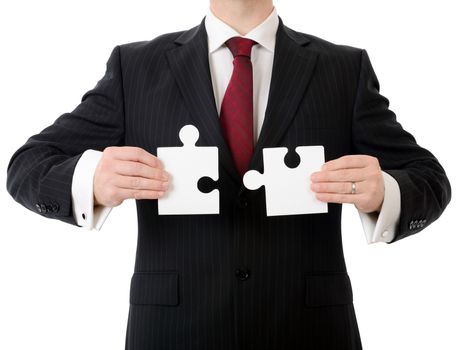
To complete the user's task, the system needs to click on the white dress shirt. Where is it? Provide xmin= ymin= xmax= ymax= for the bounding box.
xmin=71 ymin=6 xmax=401 ymax=244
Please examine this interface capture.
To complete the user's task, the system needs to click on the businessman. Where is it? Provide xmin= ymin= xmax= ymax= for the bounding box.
xmin=6 ymin=0 xmax=451 ymax=349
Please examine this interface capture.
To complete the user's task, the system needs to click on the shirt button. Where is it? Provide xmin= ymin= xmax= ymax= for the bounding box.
xmin=235 ymin=269 xmax=250 ymax=281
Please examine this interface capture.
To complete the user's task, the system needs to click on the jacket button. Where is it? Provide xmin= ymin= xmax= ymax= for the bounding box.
xmin=35 ymin=203 xmax=42 ymax=213
xmin=51 ymin=204 xmax=60 ymax=212
xmin=235 ymin=269 xmax=250 ymax=281
xmin=40 ymin=204 xmax=47 ymax=213
xmin=410 ymin=220 xmax=419 ymax=230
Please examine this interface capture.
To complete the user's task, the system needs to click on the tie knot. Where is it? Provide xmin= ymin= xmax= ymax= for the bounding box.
xmin=225 ymin=37 xmax=257 ymax=58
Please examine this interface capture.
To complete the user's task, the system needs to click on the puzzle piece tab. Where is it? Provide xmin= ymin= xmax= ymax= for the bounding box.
xmin=157 ymin=125 xmax=219 ymax=215
xmin=243 ymin=146 xmax=327 ymax=216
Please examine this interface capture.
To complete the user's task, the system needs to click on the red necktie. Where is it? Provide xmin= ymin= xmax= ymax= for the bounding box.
xmin=219 ymin=36 xmax=257 ymax=177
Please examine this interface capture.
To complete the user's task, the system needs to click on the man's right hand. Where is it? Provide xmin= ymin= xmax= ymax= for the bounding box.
xmin=93 ymin=146 xmax=170 ymax=207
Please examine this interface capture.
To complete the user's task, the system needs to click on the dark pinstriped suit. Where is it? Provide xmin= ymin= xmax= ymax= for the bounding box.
xmin=6 ymin=15 xmax=451 ymax=350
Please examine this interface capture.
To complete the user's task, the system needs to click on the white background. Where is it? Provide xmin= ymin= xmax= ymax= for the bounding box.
xmin=0 ymin=0 xmax=461 ymax=349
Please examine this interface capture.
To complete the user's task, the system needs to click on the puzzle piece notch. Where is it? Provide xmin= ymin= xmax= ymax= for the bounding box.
xmin=157 ymin=124 xmax=219 ymax=215
xmin=197 ymin=176 xmax=219 ymax=194
xmin=243 ymin=146 xmax=327 ymax=216
xmin=283 ymin=147 xmax=301 ymax=169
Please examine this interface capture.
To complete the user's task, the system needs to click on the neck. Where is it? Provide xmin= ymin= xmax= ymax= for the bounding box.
xmin=209 ymin=0 xmax=274 ymax=35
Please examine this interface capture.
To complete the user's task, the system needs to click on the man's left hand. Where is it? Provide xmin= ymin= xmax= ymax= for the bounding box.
xmin=310 ymin=155 xmax=385 ymax=214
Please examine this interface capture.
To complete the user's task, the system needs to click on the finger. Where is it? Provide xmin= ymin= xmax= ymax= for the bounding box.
xmin=113 ymin=160 xmax=169 ymax=180
xmin=322 ymin=155 xmax=371 ymax=171
xmin=315 ymin=192 xmax=359 ymax=204
xmin=311 ymin=168 xmax=364 ymax=182
xmin=114 ymin=175 xmax=169 ymax=192
xmin=107 ymin=146 xmax=161 ymax=169
xmin=311 ymin=181 xmax=362 ymax=194
xmin=118 ymin=188 xmax=166 ymax=201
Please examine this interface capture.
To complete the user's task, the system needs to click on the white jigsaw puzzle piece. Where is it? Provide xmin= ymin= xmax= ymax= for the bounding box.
xmin=157 ymin=124 xmax=219 ymax=215
xmin=243 ymin=146 xmax=327 ymax=216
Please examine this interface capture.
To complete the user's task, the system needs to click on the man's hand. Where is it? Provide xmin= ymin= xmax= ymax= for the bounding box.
xmin=93 ymin=146 xmax=170 ymax=207
xmin=310 ymin=155 xmax=385 ymax=214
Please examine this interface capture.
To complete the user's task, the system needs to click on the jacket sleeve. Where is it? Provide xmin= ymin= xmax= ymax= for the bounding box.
xmin=6 ymin=45 xmax=125 ymax=226
xmin=351 ymin=49 xmax=451 ymax=243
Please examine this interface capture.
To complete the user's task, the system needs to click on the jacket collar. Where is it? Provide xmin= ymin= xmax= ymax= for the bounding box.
xmin=166 ymin=16 xmax=319 ymax=187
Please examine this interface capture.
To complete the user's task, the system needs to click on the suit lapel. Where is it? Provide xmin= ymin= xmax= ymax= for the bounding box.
xmin=247 ymin=17 xmax=320 ymax=175
xmin=165 ymin=16 xmax=320 ymax=187
xmin=165 ymin=18 xmax=242 ymax=185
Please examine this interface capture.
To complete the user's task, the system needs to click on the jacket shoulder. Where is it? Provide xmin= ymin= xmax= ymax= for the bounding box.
xmin=116 ymin=28 xmax=190 ymax=59
xmin=285 ymin=25 xmax=363 ymax=59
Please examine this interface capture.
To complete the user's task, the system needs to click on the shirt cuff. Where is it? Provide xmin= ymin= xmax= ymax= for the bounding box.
xmin=71 ymin=149 xmax=112 ymax=230
xmin=358 ymin=170 xmax=401 ymax=244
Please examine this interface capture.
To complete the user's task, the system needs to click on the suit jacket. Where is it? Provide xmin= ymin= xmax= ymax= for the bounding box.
xmin=6 ymin=15 xmax=451 ymax=350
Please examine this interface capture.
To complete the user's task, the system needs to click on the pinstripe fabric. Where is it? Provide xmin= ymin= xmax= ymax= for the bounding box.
xmin=6 ymin=15 xmax=451 ymax=350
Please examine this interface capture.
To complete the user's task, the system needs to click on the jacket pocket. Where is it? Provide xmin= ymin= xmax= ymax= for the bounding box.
xmin=305 ymin=272 xmax=353 ymax=307
xmin=130 ymin=271 xmax=179 ymax=306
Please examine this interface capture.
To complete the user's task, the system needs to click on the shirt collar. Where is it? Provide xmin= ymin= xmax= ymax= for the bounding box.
xmin=204 ymin=6 xmax=279 ymax=54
